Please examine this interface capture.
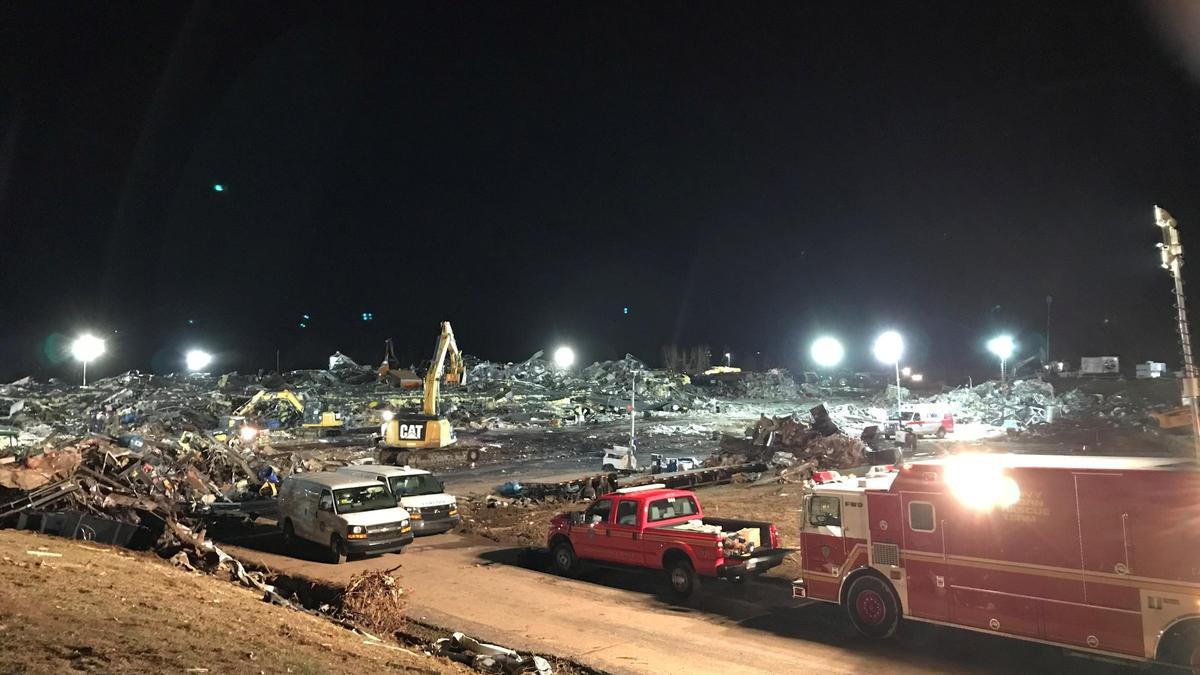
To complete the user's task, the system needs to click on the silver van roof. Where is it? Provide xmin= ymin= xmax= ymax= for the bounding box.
xmin=284 ymin=471 xmax=382 ymax=489
xmin=336 ymin=465 xmax=430 ymax=477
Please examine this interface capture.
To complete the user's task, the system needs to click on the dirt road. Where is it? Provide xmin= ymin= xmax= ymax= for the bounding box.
xmin=218 ymin=526 xmax=1137 ymax=675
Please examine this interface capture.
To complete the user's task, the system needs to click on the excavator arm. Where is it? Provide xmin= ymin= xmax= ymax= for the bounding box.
xmin=423 ymin=321 xmax=466 ymax=416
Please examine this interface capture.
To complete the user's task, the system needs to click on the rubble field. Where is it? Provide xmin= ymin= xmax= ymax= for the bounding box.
xmin=0 ymin=529 xmax=469 ymax=675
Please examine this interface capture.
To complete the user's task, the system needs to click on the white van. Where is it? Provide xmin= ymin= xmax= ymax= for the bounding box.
xmin=278 ymin=472 xmax=413 ymax=563
xmin=336 ymin=465 xmax=460 ymax=535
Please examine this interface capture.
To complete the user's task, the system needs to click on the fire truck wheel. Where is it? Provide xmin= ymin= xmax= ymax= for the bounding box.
xmin=1161 ymin=621 xmax=1200 ymax=674
xmin=846 ymin=575 xmax=900 ymax=638
xmin=552 ymin=541 xmax=579 ymax=576
xmin=666 ymin=558 xmax=697 ymax=598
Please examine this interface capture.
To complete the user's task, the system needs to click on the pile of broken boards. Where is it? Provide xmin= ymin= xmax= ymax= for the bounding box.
xmin=435 ymin=632 xmax=553 ymax=675
xmin=0 ymin=436 xmax=291 ymax=605
xmin=889 ymin=379 xmax=1154 ymax=430
xmin=0 ymin=431 xmax=278 ymax=557
xmin=459 ymin=352 xmax=716 ymax=427
xmin=714 ymin=405 xmax=869 ymax=482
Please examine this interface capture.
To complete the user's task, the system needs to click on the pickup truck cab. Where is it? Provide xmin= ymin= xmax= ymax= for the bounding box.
xmin=547 ymin=484 xmax=788 ymax=596
xmin=278 ymin=472 xmax=413 ymax=563
xmin=336 ymin=465 xmax=460 ymax=535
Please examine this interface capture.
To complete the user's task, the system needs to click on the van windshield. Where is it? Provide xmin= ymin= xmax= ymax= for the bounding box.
xmin=389 ymin=474 xmax=445 ymax=497
xmin=333 ymin=485 xmax=397 ymax=514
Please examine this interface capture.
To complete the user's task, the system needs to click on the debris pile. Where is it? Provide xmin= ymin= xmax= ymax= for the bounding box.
xmin=713 ymin=369 xmax=801 ymax=399
xmin=340 ymin=565 xmax=407 ymax=636
xmin=434 ymin=631 xmax=553 ymax=675
xmin=713 ymin=406 xmax=867 ymax=478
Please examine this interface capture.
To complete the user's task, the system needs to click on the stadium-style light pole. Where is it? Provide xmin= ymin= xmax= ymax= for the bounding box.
xmin=71 ymin=334 xmax=106 ymax=386
xmin=810 ymin=336 xmax=844 ymax=369
xmin=553 ymin=346 xmax=576 ymax=369
xmin=186 ymin=349 xmax=213 ymax=373
xmin=873 ymin=331 xmax=904 ymax=411
xmin=987 ymin=335 xmax=1015 ymax=389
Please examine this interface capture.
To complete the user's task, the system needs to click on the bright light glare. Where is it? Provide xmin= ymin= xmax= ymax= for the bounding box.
xmin=185 ymin=349 xmax=213 ymax=372
xmin=553 ymin=346 xmax=576 ymax=369
xmin=810 ymin=337 xmax=844 ymax=367
xmin=911 ymin=373 xmax=924 ymax=382
xmin=900 ymin=366 xmax=912 ymax=377
xmin=987 ymin=335 xmax=1015 ymax=360
xmin=873 ymin=331 xmax=903 ymax=365
xmin=239 ymin=426 xmax=258 ymax=442
xmin=381 ymin=410 xmax=395 ymax=422
xmin=71 ymin=334 xmax=106 ymax=363
xmin=944 ymin=456 xmax=1021 ymax=510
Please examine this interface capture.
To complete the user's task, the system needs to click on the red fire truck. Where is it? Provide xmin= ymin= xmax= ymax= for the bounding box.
xmin=792 ymin=455 xmax=1200 ymax=670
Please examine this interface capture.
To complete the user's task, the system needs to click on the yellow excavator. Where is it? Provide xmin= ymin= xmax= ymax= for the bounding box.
xmin=378 ymin=321 xmax=465 ymax=464
xmin=218 ymin=389 xmax=344 ymax=439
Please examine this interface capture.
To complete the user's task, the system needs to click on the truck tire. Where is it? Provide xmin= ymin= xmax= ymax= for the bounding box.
xmin=552 ymin=541 xmax=579 ymax=576
xmin=1160 ymin=620 xmax=1200 ymax=674
xmin=846 ymin=575 xmax=900 ymax=638
xmin=602 ymin=464 xmax=615 ymax=472
xmin=281 ymin=519 xmax=296 ymax=549
xmin=935 ymin=427 xmax=947 ymax=439
xmin=328 ymin=534 xmax=348 ymax=565
xmin=666 ymin=558 xmax=698 ymax=598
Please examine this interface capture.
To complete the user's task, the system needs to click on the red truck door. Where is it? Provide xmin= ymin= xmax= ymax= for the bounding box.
xmin=573 ymin=497 xmax=614 ymax=560
xmin=604 ymin=498 xmax=647 ymax=565
xmin=801 ymin=493 xmax=848 ymax=601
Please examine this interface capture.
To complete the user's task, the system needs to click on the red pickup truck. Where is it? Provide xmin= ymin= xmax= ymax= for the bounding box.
xmin=546 ymin=485 xmax=789 ymax=596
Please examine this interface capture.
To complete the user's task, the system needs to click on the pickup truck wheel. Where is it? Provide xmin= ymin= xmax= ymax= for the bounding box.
xmin=935 ymin=427 xmax=947 ymax=439
xmin=328 ymin=535 xmax=348 ymax=565
xmin=846 ymin=575 xmax=900 ymax=638
xmin=552 ymin=541 xmax=579 ymax=576
xmin=667 ymin=559 xmax=697 ymax=597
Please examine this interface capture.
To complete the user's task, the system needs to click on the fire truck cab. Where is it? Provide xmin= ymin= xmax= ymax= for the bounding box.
xmin=793 ymin=456 xmax=1200 ymax=670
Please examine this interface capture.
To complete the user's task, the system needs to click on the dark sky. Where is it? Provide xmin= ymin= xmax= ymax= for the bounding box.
xmin=3 ymin=1 xmax=1200 ymax=382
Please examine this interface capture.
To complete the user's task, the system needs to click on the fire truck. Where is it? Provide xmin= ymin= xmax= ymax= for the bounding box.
xmin=793 ymin=455 xmax=1200 ymax=670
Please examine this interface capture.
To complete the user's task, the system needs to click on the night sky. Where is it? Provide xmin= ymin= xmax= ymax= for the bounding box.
xmin=3 ymin=2 xmax=1200 ymax=382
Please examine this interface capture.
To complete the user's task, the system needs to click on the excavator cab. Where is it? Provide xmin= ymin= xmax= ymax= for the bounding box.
xmin=378 ymin=321 xmax=465 ymax=463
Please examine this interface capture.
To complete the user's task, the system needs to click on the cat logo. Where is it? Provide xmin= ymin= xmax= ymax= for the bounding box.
xmin=398 ymin=423 xmax=426 ymax=440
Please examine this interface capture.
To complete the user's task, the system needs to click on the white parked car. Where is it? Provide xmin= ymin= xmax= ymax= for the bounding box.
xmin=278 ymin=472 xmax=412 ymax=563
xmin=336 ymin=465 xmax=460 ymax=535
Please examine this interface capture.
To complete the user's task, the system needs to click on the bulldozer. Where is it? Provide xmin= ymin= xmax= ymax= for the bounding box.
xmin=378 ymin=321 xmax=465 ymax=464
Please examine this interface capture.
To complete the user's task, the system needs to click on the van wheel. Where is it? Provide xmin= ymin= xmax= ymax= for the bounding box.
xmin=602 ymin=464 xmax=615 ymax=472
xmin=666 ymin=558 xmax=697 ymax=598
xmin=552 ymin=541 xmax=579 ymax=576
xmin=328 ymin=535 xmax=348 ymax=565
xmin=281 ymin=520 xmax=296 ymax=549
xmin=846 ymin=575 xmax=900 ymax=638
xmin=935 ymin=427 xmax=947 ymax=439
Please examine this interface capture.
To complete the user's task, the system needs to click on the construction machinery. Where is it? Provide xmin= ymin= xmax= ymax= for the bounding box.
xmin=218 ymin=389 xmax=344 ymax=439
xmin=377 ymin=338 xmax=422 ymax=388
xmin=378 ymin=321 xmax=465 ymax=464
xmin=1149 ymin=206 xmax=1200 ymax=453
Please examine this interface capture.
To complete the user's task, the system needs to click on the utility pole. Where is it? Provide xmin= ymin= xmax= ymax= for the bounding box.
xmin=1155 ymin=206 xmax=1200 ymax=459
xmin=629 ymin=369 xmax=637 ymax=450
xmin=1045 ymin=295 xmax=1052 ymax=364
